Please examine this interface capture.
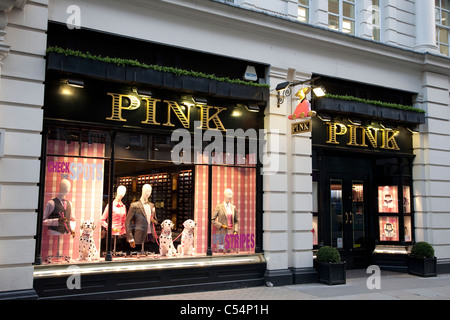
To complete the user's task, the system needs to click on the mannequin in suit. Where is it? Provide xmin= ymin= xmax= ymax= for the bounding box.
xmin=43 ymin=179 xmax=76 ymax=237
xmin=125 ymin=184 xmax=158 ymax=248
xmin=212 ymin=188 xmax=238 ymax=252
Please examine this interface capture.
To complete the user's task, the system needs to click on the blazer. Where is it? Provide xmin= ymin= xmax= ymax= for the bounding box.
xmin=125 ymin=200 xmax=155 ymax=244
xmin=212 ymin=203 xmax=238 ymax=233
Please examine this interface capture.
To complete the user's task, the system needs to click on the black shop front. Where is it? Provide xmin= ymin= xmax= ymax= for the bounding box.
xmin=32 ymin=23 xmax=269 ymax=299
xmin=310 ymin=77 xmax=425 ymax=271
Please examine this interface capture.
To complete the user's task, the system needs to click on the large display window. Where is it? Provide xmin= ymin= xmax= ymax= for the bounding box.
xmin=38 ymin=127 xmax=259 ymax=265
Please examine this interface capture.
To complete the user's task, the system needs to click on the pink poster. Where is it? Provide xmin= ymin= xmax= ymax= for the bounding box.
xmin=41 ymin=139 xmax=105 ymax=263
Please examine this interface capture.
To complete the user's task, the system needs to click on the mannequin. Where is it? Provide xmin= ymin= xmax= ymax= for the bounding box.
xmin=43 ymin=179 xmax=76 ymax=237
xmin=100 ymin=185 xmax=127 ymax=236
xmin=212 ymin=188 xmax=238 ymax=253
xmin=125 ymin=184 xmax=158 ymax=250
xmin=42 ymin=179 xmax=76 ymax=262
xmin=101 ymin=185 xmax=127 ymax=254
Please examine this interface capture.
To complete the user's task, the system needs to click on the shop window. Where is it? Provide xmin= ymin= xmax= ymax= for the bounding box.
xmin=42 ymin=128 xmax=108 ymax=263
xmin=375 ymin=157 xmax=414 ymax=244
xmin=39 ymin=127 xmax=258 ymax=265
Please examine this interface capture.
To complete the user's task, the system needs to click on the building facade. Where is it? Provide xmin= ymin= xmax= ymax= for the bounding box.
xmin=0 ymin=0 xmax=449 ymax=299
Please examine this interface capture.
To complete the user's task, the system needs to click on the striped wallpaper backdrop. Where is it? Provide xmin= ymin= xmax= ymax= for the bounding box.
xmin=41 ymin=140 xmax=105 ymax=263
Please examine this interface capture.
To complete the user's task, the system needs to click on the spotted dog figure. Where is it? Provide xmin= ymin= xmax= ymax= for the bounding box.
xmin=159 ymin=219 xmax=177 ymax=257
xmin=78 ymin=220 xmax=99 ymax=261
xmin=177 ymin=219 xmax=196 ymax=256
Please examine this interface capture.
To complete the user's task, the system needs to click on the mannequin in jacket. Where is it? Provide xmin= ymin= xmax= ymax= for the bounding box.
xmin=43 ymin=179 xmax=76 ymax=237
xmin=125 ymin=184 xmax=158 ymax=248
xmin=212 ymin=188 xmax=238 ymax=252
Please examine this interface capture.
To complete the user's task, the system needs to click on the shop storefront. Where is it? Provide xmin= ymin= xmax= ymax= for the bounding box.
xmin=32 ymin=23 xmax=269 ymax=299
xmin=310 ymin=77 xmax=425 ymax=271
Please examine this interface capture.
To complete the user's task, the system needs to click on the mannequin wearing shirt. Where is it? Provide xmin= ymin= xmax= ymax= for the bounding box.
xmin=100 ymin=185 xmax=127 ymax=236
xmin=125 ymin=184 xmax=158 ymax=248
xmin=212 ymin=188 xmax=238 ymax=251
xmin=42 ymin=179 xmax=76 ymax=237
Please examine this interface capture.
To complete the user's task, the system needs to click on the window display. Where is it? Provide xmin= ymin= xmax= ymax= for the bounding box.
xmin=39 ymin=128 xmax=258 ymax=265
xmin=378 ymin=186 xmax=399 ymax=213
xmin=212 ymin=188 xmax=239 ymax=253
xmin=403 ymin=186 xmax=411 ymax=214
xmin=41 ymin=135 xmax=105 ymax=264
xmin=379 ymin=216 xmax=399 ymax=242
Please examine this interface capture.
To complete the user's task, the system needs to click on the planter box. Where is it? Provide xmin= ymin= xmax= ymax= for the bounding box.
xmin=407 ymin=256 xmax=437 ymax=277
xmin=46 ymin=52 xmax=269 ymax=103
xmin=316 ymin=261 xmax=346 ymax=285
xmin=314 ymin=97 xmax=425 ymax=125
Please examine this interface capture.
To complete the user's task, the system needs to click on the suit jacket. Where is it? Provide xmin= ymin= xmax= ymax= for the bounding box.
xmin=212 ymin=203 xmax=238 ymax=233
xmin=125 ymin=200 xmax=155 ymax=244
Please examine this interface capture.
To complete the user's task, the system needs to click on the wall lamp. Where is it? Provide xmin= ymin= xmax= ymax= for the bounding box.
xmin=66 ymin=79 xmax=85 ymax=88
xmin=276 ymin=77 xmax=325 ymax=108
xmin=193 ymin=97 xmax=208 ymax=105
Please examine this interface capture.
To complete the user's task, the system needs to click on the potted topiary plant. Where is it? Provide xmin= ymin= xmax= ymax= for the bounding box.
xmin=315 ymin=246 xmax=346 ymax=285
xmin=408 ymin=242 xmax=437 ymax=277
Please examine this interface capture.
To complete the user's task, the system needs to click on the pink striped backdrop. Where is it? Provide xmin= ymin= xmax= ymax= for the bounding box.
xmin=41 ymin=140 xmax=105 ymax=263
xmin=194 ymin=165 xmax=256 ymax=254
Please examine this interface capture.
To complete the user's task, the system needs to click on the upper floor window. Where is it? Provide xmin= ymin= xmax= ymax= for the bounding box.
xmin=370 ymin=0 xmax=381 ymax=41
xmin=298 ymin=0 xmax=310 ymax=23
xmin=436 ymin=0 xmax=450 ymax=56
xmin=328 ymin=0 xmax=355 ymax=34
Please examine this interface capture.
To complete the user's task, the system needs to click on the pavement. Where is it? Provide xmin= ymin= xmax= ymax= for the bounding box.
xmin=130 ymin=269 xmax=450 ymax=300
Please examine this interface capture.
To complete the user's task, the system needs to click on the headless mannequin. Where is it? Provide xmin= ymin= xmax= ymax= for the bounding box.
xmin=42 ymin=179 xmax=75 ymax=262
xmin=101 ymin=185 xmax=127 ymax=254
xmin=212 ymin=188 xmax=238 ymax=253
xmin=127 ymin=184 xmax=157 ymax=249
xmin=43 ymin=179 xmax=76 ymax=237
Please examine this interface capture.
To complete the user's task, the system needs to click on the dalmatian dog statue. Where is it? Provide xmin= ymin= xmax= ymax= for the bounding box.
xmin=159 ymin=219 xmax=177 ymax=257
xmin=177 ymin=219 xmax=196 ymax=256
xmin=78 ymin=220 xmax=99 ymax=261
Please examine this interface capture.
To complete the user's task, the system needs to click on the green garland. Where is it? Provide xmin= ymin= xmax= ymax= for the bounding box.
xmin=324 ymin=93 xmax=425 ymax=114
xmin=47 ymin=46 xmax=270 ymax=88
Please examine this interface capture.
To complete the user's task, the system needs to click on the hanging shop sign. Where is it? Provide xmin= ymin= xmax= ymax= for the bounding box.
xmin=290 ymin=88 xmax=316 ymax=135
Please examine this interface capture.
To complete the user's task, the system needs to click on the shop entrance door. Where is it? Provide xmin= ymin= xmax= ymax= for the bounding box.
xmin=323 ymin=155 xmax=374 ymax=269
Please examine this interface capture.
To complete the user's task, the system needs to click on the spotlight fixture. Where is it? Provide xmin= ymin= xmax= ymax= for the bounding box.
xmin=349 ymin=119 xmax=362 ymax=126
xmin=137 ymin=89 xmax=153 ymax=97
xmin=66 ymin=79 xmax=84 ymax=88
xmin=312 ymin=86 xmax=326 ymax=97
xmin=245 ymin=103 xmax=260 ymax=113
xmin=318 ymin=114 xmax=332 ymax=122
xmin=407 ymin=126 xmax=420 ymax=134
xmin=276 ymin=77 xmax=324 ymax=108
xmin=193 ymin=97 xmax=208 ymax=105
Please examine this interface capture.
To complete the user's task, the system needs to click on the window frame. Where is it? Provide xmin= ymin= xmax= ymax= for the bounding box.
xmin=298 ymin=0 xmax=310 ymax=23
xmin=436 ymin=0 xmax=450 ymax=56
xmin=328 ymin=0 xmax=356 ymax=35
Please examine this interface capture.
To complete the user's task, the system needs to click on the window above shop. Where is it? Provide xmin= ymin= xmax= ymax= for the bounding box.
xmin=436 ymin=0 xmax=450 ymax=56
